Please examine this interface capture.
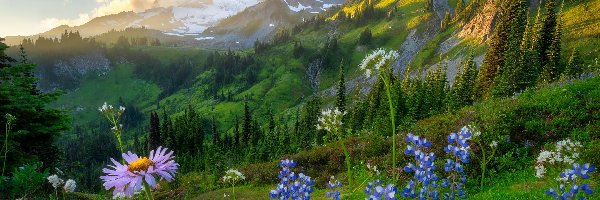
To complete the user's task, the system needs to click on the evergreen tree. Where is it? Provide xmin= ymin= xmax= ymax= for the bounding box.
xmin=537 ymin=0 xmax=559 ymax=68
xmin=476 ymin=0 xmax=520 ymax=99
xmin=358 ymin=27 xmax=373 ymax=46
xmin=160 ymin=109 xmax=175 ymax=150
xmin=539 ymin=8 xmax=563 ymax=84
xmin=335 ymin=61 xmax=346 ymax=113
xmin=0 ymin=38 xmax=15 ymax=68
xmin=491 ymin=0 xmax=528 ymax=97
xmin=0 ymin=41 xmax=69 ymax=173
xmin=18 ymin=44 xmax=28 ymax=64
xmin=242 ymin=101 xmax=252 ymax=145
xmin=441 ymin=11 xmax=452 ymax=29
xmin=148 ymin=111 xmax=161 ymax=151
xmin=454 ymin=0 xmax=465 ymax=21
xmin=450 ymin=55 xmax=478 ymax=110
xmin=562 ymin=49 xmax=583 ymax=79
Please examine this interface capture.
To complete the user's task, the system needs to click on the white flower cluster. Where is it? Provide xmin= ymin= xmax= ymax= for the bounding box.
xmin=359 ymin=48 xmax=399 ymax=78
xmin=466 ymin=125 xmax=481 ymax=137
xmin=98 ymin=102 xmax=126 ymax=114
xmin=490 ymin=141 xmax=498 ymax=148
xmin=366 ymin=163 xmax=380 ymax=175
xmin=222 ymin=169 xmax=246 ymax=184
xmin=47 ymin=174 xmax=64 ymax=189
xmin=48 ymin=174 xmax=77 ymax=193
xmin=4 ymin=113 xmax=16 ymax=123
xmin=535 ymin=139 xmax=582 ymax=178
xmin=64 ymin=179 xmax=77 ymax=193
xmin=316 ymin=107 xmax=347 ymax=134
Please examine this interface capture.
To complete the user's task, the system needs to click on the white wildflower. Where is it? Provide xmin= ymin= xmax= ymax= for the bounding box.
xmin=359 ymin=48 xmax=399 ymax=78
xmin=47 ymin=174 xmax=64 ymax=189
xmin=317 ymin=107 xmax=346 ymax=137
xmin=223 ymin=169 xmax=245 ymax=184
xmin=490 ymin=141 xmax=498 ymax=148
xmin=64 ymin=179 xmax=76 ymax=193
xmin=537 ymin=151 xmax=552 ymax=163
xmin=535 ymin=165 xmax=546 ymax=178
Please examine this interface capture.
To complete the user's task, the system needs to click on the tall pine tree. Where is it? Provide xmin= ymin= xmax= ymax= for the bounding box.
xmin=148 ymin=111 xmax=161 ymax=151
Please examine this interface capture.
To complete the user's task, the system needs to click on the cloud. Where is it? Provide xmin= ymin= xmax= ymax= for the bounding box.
xmin=40 ymin=13 xmax=91 ymax=29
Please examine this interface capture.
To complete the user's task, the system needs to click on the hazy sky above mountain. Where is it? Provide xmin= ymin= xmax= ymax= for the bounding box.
xmin=0 ymin=0 xmax=220 ymax=37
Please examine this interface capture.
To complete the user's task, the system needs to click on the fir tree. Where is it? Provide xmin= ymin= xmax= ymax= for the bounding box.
xmin=537 ymin=0 xmax=559 ymax=68
xmin=0 ymin=41 xmax=69 ymax=172
xmin=491 ymin=0 xmax=528 ymax=97
xmin=335 ymin=61 xmax=346 ymax=113
xmin=539 ymin=7 xmax=563 ymax=84
xmin=148 ymin=111 xmax=161 ymax=151
xmin=242 ymin=101 xmax=252 ymax=145
xmin=0 ymin=38 xmax=15 ymax=68
xmin=358 ymin=27 xmax=373 ymax=46
xmin=441 ymin=11 xmax=452 ymax=29
xmin=18 ymin=44 xmax=28 ymax=64
xmin=454 ymin=0 xmax=465 ymax=21
xmin=450 ymin=55 xmax=478 ymax=109
xmin=476 ymin=0 xmax=526 ymax=99
xmin=160 ymin=109 xmax=175 ymax=150
xmin=562 ymin=49 xmax=583 ymax=79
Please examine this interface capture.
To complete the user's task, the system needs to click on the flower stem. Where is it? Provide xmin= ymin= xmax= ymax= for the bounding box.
xmin=341 ymin=140 xmax=352 ymax=185
xmin=1 ymin=120 xmax=12 ymax=177
xmin=232 ymin=183 xmax=236 ymax=200
xmin=380 ymin=73 xmax=397 ymax=181
xmin=143 ymin=181 xmax=155 ymax=200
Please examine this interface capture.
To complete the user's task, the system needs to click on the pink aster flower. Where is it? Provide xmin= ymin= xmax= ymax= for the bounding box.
xmin=100 ymin=146 xmax=178 ymax=198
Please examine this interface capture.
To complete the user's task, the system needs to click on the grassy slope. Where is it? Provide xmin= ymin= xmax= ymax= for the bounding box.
xmin=53 ymin=64 xmax=161 ymax=127
xmin=186 ymin=73 xmax=600 ymax=200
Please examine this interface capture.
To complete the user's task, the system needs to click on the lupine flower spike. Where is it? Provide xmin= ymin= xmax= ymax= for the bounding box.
xmin=401 ymin=133 xmax=440 ymax=199
xmin=364 ymin=179 xmax=398 ymax=200
xmin=326 ymin=176 xmax=342 ymax=200
xmin=269 ymin=159 xmax=315 ymax=200
xmin=442 ymin=126 xmax=472 ymax=199
xmin=546 ymin=163 xmax=596 ymax=200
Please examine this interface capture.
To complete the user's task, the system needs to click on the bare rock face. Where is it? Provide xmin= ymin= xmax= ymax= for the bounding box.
xmin=458 ymin=0 xmax=499 ymax=42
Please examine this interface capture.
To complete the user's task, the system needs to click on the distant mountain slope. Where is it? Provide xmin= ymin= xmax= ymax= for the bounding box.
xmin=201 ymin=0 xmax=347 ymax=48
xmin=4 ymin=0 xmax=263 ymax=46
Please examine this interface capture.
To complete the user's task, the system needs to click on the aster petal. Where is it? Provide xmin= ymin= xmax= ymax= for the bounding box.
xmin=145 ymin=174 xmax=157 ymax=189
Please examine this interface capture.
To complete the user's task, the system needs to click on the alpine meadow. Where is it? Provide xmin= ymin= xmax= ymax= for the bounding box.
xmin=2 ymin=0 xmax=600 ymax=199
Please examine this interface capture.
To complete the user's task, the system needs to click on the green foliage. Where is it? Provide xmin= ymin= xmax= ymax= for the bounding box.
xmin=477 ymin=0 xmax=528 ymax=99
xmin=358 ymin=27 xmax=373 ymax=46
xmin=449 ymin=55 xmax=478 ymax=110
xmin=335 ymin=62 xmax=347 ymax=114
xmin=562 ymin=49 xmax=584 ymax=79
xmin=0 ymin=163 xmax=49 ymax=199
xmin=0 ymin=54 xmax=70 ymax=175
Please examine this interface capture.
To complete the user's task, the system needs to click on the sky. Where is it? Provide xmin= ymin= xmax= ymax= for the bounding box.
xmin=0 ymin=0 xmax=197 ymax=37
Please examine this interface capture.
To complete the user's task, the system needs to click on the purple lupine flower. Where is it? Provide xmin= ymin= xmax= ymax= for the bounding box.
xmin=364 ymin=179 xmax=397 ymax=200
xmin=402 ymin=133 xmax=440 ymax=200
xmin=100 ymin=146 xmax=178 ymax=197
xmin=546 ymin=163 xmax=596 ymax=200
xmin=325 ymin=176 xmax=342 ymax=200
xmin=270 ymin=159 xmax=314 ymax=200
xmin=442 ymin=127 xmax=472 ymax=199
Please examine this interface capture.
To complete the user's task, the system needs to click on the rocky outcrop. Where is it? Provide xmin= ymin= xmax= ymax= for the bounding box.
xmin=458 ymin=0 xmax=499 ymax=42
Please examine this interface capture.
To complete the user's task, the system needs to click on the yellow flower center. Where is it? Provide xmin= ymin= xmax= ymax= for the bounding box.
xmin=127 ymin=157 xmax=154 ymax=172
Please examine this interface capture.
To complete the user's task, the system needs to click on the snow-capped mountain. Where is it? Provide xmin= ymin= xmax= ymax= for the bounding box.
xmin=283 ymin=0 xmax=346 ymax=13
xmin=199 ymin=0 xmax=347 ymax=48
xmin=4 ymin=0 xmax=347 ymax=46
